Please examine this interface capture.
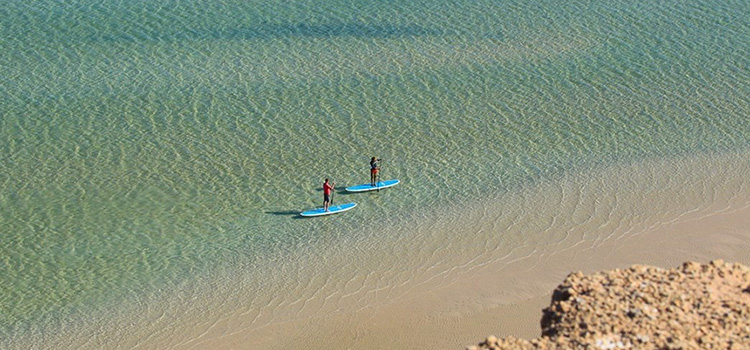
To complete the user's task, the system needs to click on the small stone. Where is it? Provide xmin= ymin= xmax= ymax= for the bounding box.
xmin=559 ymin=302 xmax=571 ymax=313
xmin=683 ymin=261 xmax=702 ymax=272
xmin=485 ymin=335 xmax=498 ymax=345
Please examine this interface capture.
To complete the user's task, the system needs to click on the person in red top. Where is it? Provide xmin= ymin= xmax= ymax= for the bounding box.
xmin=323 ymin=178 xmax=335 ymax=211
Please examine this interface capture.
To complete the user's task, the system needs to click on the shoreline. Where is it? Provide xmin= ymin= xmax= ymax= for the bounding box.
xmin=189 ymin=202 xmax=750 ymax=349
xmin=7 ymin=153 xmax=750 ymax=350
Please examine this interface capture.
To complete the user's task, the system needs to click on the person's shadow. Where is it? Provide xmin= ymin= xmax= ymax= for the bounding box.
xmin=265 ymin=210 xmax=310 ymax=219
xmin=265 ymin=210 xmax=300 ymax=216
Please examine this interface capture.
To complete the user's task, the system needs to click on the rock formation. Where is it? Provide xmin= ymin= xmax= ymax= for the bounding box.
xmin=468 ymin=260 xmax=750 ymax=349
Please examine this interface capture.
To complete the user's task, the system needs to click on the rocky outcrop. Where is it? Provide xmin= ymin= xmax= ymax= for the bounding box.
xmin=469 ymin=260 xmax=750 ymax=350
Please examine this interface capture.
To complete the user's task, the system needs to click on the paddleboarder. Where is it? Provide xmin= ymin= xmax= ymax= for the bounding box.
xmin=323 ymin=178 xmax=335 ymax=211
xmin=370 ymin=157 xmax=381 ymax=186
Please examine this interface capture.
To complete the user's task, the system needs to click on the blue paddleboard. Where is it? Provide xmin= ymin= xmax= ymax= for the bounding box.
xmin=300 ymin=202 xmax=357 ymax=217
xmin=345 ymin=179 xmax=400 ymax=192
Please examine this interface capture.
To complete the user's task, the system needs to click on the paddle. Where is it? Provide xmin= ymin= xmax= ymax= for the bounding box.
xmin=376 ymin=159 xmax=382 ymax=192
xmin=331 ymin=180 xmax=335 ymax=205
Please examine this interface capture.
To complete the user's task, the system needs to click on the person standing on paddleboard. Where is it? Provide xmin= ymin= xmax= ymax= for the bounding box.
xmin=323 ymin=178 xmax=335 ymax=211
xmin=370 ymin=157 xmax=381 ymax=186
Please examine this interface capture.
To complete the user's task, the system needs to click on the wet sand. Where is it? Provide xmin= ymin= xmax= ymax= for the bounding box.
xmin=187 ymin=202 xmax=750 ymax=349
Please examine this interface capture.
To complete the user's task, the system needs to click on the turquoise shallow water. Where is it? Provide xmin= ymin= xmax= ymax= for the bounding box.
xmin=1 ymin=0 xmax=749 ymax=347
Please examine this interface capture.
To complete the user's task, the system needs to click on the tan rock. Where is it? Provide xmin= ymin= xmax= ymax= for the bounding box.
xmin=485 ymin=335 xmax=498 ymax=346
xmin=471 ymin=261 xmax=750 ymax=350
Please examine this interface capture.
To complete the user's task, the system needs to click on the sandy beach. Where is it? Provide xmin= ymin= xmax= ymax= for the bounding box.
xmin=176 ymin=199 xmax=750 ymax=349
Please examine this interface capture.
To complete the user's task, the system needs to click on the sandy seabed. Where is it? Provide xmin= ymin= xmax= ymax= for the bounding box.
xmin=191 ymin=202 xmax=750 ymax=350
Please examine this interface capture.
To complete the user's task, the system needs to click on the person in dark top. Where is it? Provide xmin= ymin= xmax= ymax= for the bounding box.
xmin=370 ymin=157 xmax=380 ymax=186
